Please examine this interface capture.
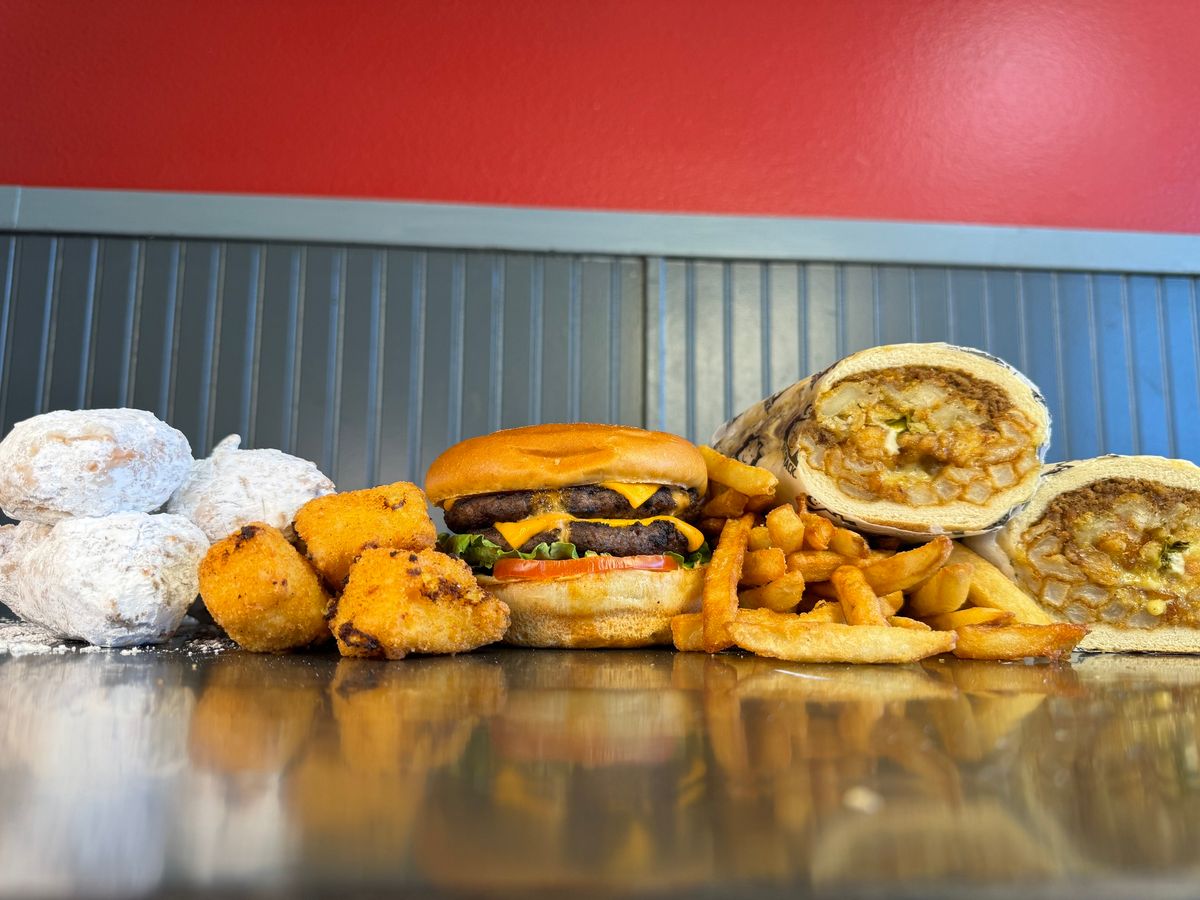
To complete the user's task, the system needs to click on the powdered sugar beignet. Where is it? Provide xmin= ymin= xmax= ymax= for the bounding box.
xmin=0 ymin=408 xmax=193 ymax=523
xmin=167 ymin=435 xmax=335 ymax=543
xmin=0 ymin=521 xmax=52 ymax=604
xmin=10 ymin=512 xmax=207 ymax=647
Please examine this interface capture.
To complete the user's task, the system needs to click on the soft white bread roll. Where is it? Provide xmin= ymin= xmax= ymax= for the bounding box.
xmin=167 ymin=434 xmax=335 ymax=542
xmin=8 ymin=512 xmax=208 ymax=647
xmin=712 ymin=343 xmax=1050 ymax=540
xmin=0 ymin=408 xmax=193 ymax=523
xmin=969 ymin=455 xmax=1200 ymax=654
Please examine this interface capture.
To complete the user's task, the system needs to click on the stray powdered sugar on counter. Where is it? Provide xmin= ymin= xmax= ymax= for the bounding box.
xmin=0 ymin=619 xmax=76 ymax=657
xmin=0 ymin=616 xmax=235 ymax=658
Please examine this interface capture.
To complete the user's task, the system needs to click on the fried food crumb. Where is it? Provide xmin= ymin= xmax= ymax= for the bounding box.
xmin=331 ymin=548 xmax=510 ymax=660
xmin=199 ymin=523 xmax=332 ymax=652
xmin=293 ymin=482 xmax=437 ymax=589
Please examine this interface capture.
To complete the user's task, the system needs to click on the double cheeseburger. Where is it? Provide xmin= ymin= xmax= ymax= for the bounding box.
xmin=425 ymin=424 xmax=710 ymax=648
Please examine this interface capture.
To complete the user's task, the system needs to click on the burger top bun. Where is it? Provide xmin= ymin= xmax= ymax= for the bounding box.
xmin=425 ymin=423 xmax=708 ymax=505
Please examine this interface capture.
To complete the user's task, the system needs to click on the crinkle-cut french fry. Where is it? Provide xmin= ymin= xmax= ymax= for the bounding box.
xmin=805 ymin=580 xmax=840 ymax=600
xmin=795 ymin=600 xmax=845 ymax=623
xmin=671 ymin=612 xmax=705 ymax=652
xmin=703 ymin=513 xmax=754 ymax=653
xmin=697 ymin=517 xmax=727 ymax=538
xmin=888 ymin=615 xmax=932 ymax=631
xmin=748 ymin=525 xmax=773 ymax=552
xmin=923 ymin=607 xmax=1014 ymax=630
xmin=879 ymin=590 xmax=904 ymax=616
xmin=832 ymin=565 xmax=888 ymax=626
xmin=764 ymin=504 xmax=806 ymax=553
xmin=829 ymin=527 xmax=870 ymax=560
xmin=786 ymin=550 xmax=861 ymax=581
xmin=729 ymin=617 xmax=956 ymax=664
xmin=699 ymin=446 xmax=779 ymax=498
xmin=908 ymin=563 xmax=972 ymax=618
xmin=739 ymin=571 xmax=807 ymax=612
xmin=745 ymin=490 xmax=780 ymax=513
xmin=953 ymin=623 xmax=1088 ymax=661
xmin=740 ymin=548 xmax=787 ymax=587
xmin=800 ymin=513 xmax=835 ymax=550
xmin=861 ymin=535 xmax=953 ymax=594
xmin=800 ymin=592 xmax=833 ymax=612
xmin=946 ymin=544 xmax=1055 ymax=625
xmin=702 ymin=485 xmax=749 ymax=518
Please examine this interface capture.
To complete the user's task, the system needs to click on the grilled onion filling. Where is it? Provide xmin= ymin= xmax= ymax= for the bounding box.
xmin=794 ymin=366 xmax=1041 ymax=506
xmin=1010 ymin=479 xmax=1200 ymax=628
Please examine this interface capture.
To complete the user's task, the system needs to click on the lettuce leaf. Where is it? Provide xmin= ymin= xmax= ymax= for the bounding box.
xmin=437 ymin=532 xmax=711 ymax=573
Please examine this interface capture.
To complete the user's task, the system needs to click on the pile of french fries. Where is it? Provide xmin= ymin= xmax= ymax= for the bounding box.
xmin=672 ymin=447 xmax=1088 ymax=663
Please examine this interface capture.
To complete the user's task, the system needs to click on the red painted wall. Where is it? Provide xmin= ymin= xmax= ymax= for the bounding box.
xmin=3 ymin=1 xmax=1199 ymax=232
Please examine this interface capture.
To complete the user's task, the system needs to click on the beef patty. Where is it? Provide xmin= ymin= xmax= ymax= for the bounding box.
xmin=479 ymin=519 xmax=692 ymax=557
xmin=444 ymin=484 xmax=702 ymax=533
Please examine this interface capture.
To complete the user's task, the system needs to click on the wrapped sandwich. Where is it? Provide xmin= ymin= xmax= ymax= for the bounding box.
xmin=711 ymin=343 xmax=1050 ymax=540
xmin=969 ymin=456 xmax=1200 ymax=653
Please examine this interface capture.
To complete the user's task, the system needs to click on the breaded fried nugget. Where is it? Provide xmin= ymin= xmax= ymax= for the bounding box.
xmin=293 ymin=482 xmax=436 ymax=589
xmin=199 ymin=523 xmax=332 ymax=652
xmin=331 ymin=548 xmax=510 ymax=660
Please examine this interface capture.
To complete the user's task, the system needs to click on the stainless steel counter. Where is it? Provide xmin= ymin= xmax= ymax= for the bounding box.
xmin=2 ymin=619 xmax=1199 ymax=898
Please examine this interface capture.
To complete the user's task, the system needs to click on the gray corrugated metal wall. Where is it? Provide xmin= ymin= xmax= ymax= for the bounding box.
xmin=0 ymin=235 xmax=644 ymax=488
xmin=645 ymin=259 xmax=1200 ymax=462
xmin=1 ymin=233 xmax=1197 ymax=493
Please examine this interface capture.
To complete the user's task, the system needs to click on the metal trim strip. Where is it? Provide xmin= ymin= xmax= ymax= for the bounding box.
xmin=0 ymin=188 xmax=18 ymax=230
xmin=5 ymin=185 xmax=1200 ymax=274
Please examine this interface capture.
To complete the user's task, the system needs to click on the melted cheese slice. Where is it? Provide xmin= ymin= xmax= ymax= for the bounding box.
xmin=597 ymin=482 xmax=662 ymax=509
xmin=493 ymin=514 xmax=705 ymax=554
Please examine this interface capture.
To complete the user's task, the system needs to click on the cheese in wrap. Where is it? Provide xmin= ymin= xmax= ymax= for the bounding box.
xmin=969 ymin=455 xmax=1200 ymax=653
xmin=711 ymin=343 xmax=1051 ymax=541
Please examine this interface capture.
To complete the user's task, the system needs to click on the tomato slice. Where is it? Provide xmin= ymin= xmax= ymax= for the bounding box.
xmin=492 ymin=554 xmax=680 ymax=580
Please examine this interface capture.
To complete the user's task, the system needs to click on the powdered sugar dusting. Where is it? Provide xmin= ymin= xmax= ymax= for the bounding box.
xmin=0 ymin=619 xmax=76 ymax=657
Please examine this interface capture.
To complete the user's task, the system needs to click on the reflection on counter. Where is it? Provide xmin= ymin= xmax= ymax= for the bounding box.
xmin=1035 ymin=656 xmax=1200 ymax=869
xmin=1 ymin=640 xmax=1199 ymax=896
xmin=0 ymin=651 xmax=194 ymax=896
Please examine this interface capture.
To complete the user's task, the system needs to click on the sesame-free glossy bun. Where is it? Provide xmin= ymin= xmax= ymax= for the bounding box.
xmin=478 ymin=566 xmax=704 ymax=648
xmin=425 ymin=423 xmax=707 ymax=505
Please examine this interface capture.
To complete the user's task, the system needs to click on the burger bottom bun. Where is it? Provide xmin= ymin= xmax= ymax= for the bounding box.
xmin=478 ymin=566 xmax=704 ymax=648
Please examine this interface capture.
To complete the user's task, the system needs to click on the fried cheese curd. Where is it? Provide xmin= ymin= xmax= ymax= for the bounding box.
xmin=198 ymin=523 xmax=332 ymax=652
xmin=1009 ymin=479 xmax=1200 ymax=628
xmin=331 ymin=548 xmax=510 ymax=660
xmin=794 ymin=366 xmax=1042 ymax=507
xmin=293 ymin=481 xmax=437 ymax=589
